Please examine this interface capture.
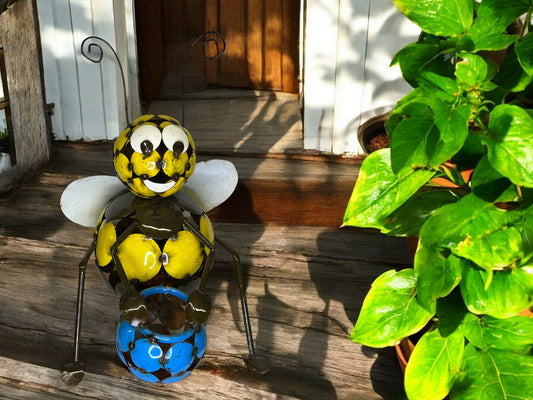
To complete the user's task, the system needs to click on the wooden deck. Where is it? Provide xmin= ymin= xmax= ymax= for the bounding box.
xmin=0 ymin=95 xmax=410 ymax=399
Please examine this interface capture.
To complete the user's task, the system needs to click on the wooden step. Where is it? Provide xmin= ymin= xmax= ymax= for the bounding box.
xmin=49 ymin=142 xmax=359 ymax=227
xmin=208 ymin=155 xmax=359 ymax=227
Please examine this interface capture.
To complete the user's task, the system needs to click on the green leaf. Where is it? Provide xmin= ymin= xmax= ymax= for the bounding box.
xmin=415 ymin=246 xmax=466 ymax=312
xmin=386 ymin=88 xmax=434 ymax=134
xmin=404 ymin=327 xmax=464 ymax=400
xmin=417 ymin=193 xmax=533 ymax=295
xmin=472 ymin=0 xmax=530 ymax=34
xmin=516 ymin=32 xmax=533 ymax=76
xmin=343 ymin=149 xmax=436 ymax=230
xmin=392 ymin=42 xmax=442 ymax=87
xmin=483 ymin=104 xmax=533 ymax=187
xmin=455 ymin=54 xmax=491 ymax=87
xmin=428 ymin=102 xmax=472 ymax=168
xmin=390 ymin=116 xmax=438 ymax=175
xmin=471 ymin=156 xmax=514 ymax=203
xmin=451 ymin=344 xmax=533 ymax=400
xmin=493 ymin=46 xmax=533 ymax=92
xmin=472 ymin=32 xmax=518 ymax=52
xmin=460 ymin=265 xmax=533 ymax=318
xmin=463 ymin=313 xmax=533 ymax=353
xmin=451 ymin=203 xmax=533 ymax=271
xmin=381 ymin=190 xmax=458 ymax=237
xmin=419 ymin=72 xmax=460 ymax=103
xmin=351 ymin=269 xmax=433 ymax=348
xmin=393 ymin=0 xmax=473 ymax=37
xmin=436 ymin=289 xmax=469 ymax=337
xmin=418 ymin=194 xmax=492 ymax=258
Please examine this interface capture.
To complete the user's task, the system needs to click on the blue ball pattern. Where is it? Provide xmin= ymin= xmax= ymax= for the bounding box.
xmin=116 ymin=286 xmax=207 ymax=383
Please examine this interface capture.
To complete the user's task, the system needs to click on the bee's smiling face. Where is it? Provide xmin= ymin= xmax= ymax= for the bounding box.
xmin=113 ymin=115 xmax=196 ymax=198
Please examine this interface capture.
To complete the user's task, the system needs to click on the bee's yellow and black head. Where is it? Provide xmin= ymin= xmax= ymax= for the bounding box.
xmin=113 ymin=114 xmax=196 ymax=198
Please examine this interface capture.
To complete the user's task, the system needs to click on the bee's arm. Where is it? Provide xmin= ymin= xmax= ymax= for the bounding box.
xmin=182 ymin=215 xmax=215 ymax=325
xmin=110 ymin=222 xmax=149 ymax=327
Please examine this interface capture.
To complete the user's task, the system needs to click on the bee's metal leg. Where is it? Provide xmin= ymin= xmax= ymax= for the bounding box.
xmin=62 ymin=237 xmax=96 ymax=386
xmin=216 ymin=237 xmax=270 ymax=375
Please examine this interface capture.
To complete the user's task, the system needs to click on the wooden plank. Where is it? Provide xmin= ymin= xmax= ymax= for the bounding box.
xmin=281 ymin=0 xmax=299 ymax=93
xmin=246 ymin=0 xmax=264 ymax=87
xmin=51 ymin=0 xmax=84 ymax=140
xmin=330 ymin=0 xmax=371 ymax=155
xmin=264 ymin=0 xmax=282 ymax=90
xmin=219 ymin=0 xmax=248 ymax=87
xmin=205 ymin=0 xmax=219 ymax=84
xmin=148 ymin=90 xmax=304 ymax=155
xmin=134 ymin=0 xmax=165 ymax=104
xmin=359 ymin=0 xmax=418 ymax=125
xmin=302 ymin=0 xmax=339 ymax=152
xmin=121 ymin=0 xmax=142 ymax=121
xmin=92 ymin=0 xmax=121 ymax=140
xmin=0 ymin=0 xmax=50 ymax=175
xmin=69 ymin=0 xmax=107 ymax=141
xmin=36 ymin=0 xmax=65 ymax=139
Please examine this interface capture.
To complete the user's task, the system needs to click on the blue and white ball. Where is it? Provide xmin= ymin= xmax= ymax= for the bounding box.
xmin=116 ymin=286 xmax=207 ymax=383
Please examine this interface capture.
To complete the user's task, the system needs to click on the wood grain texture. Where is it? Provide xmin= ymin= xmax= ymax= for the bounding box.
xmin=0 ymin=0 xmax=50 ymax=183
xmin=0 ymin=142 xmax=408 ymax=399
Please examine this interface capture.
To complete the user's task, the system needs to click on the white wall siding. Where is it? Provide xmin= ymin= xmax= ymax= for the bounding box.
xmin=37 ymin=0 xmax=140 ymax=141
xmin=302 ymin=0 xmax=419 ymax=155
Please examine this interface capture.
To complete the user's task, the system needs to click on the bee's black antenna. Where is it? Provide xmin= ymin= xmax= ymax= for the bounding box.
xmin=81 ymin=36 xmax=130 ymax=124
xmin=181 ymin=31 xmax=226 ymax=125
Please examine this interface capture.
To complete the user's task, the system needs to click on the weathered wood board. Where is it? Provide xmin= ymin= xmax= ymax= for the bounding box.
xmin=0 ymin=0 xmax=50 ymax=192
xmin=0 ymin=142 xmax=410 ymax=399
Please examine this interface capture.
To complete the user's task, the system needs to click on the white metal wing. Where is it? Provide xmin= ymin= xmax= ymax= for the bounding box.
xmin=60 ymin=160 xmax=238 ymax=228
xmin=60 ymin=175 xmax=127 ymax=228
xmin=181 ymin=159 xmax=238 ymax=212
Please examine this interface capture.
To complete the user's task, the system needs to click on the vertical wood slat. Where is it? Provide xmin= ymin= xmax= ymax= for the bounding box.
xmin=111 ymin=0 xmax=141 ymax=128
xmin=246 ymin=0 xmax=263 ymax=87
xmin=219 ymin=0 xmax=248 ymax=87
xmin=91 ymin=0 xmax=119 ymax=140
xmin=134 ymin=0 xmax=165 ymax=105
xmin=331 ymin=0 xmax=371 ymax=154
xmin=281 ymin=0 xmax=299 ymax=93
xmin=360 ymin=0 xmax=415 ymax=123
xmin=302 ymin=0 xmax=340 ymax=152
xmin=0 ymin=0 xmax=49 ymax=174
xmin=264 ymin=0 xmax=282 ymax=90
xmin=40 ymin=0 xmax=83 ymax=140
xmin=205 ymin=0 xmax=218 ymax=84
xmin=70 ymin=0 xmax=106 ymax=141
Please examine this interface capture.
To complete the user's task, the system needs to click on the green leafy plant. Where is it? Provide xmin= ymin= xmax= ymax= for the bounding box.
xmin=343 ymin=1 xmax=533 ymax=399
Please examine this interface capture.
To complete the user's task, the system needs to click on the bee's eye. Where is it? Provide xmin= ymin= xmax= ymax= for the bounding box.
xmin=162 ymin=125 xmax=189 ymax=156
xmin=130 ymin=125 xmax=162 ymax=156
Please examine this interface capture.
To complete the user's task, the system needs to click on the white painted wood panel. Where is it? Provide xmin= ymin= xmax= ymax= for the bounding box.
xmin=302 ymin=0 xmax=340 ymax=153
xmin=302 ymin=0 xmax=419 ymax=155
xmin=36 ymin=0 xmax=140 ymax=141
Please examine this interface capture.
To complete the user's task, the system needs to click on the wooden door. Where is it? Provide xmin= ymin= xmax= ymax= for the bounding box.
xmin=206 ymin=0 xmax=300 ymax=93
xmin=135 ymin=0 xmax=300 ymax=104
xmin=135 ymin=0 xmax=207 ymax=103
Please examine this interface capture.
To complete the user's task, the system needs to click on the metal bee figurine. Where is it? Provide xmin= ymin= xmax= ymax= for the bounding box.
xmin=60 ymin=35 xmax=269 ymax=386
